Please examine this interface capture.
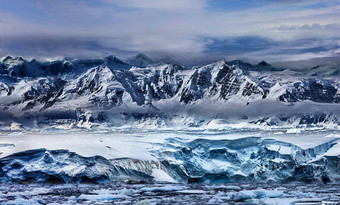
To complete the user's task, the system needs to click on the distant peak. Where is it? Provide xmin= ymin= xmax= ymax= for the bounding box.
xmin=135 ymin=53 xmax=152 ymax=60
xmin=255 ymin=60 xmax=283 ymax=72
xmin=102 ymin=55 xmax=131 ymax=70
xmin=104 ymin=55 xmax=123 ymax=62
xmin=226 ymin=60 xmax=255 ymax=71
xmin=128 ymin=53 xmax=154 ymax=68
xmin=29 ymin=58 xmax=37 ymax=63
xmin=1 ymin=56 xmax=21 ymax=63
xmin=1 ymin=56 xmax=13 ymax=61
xmin=0 ymin=56 xmax=26 ymax=65
xmin=257 ymin=61 xmax=270 ymax=67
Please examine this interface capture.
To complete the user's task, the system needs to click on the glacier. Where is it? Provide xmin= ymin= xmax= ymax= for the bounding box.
xmin=1 ymin=131 xmax=340 ymax=184
xmin=153 ymin=137 xmax=340 ymax=184
xmin=1 ymin=131 xmax=340 ymax=204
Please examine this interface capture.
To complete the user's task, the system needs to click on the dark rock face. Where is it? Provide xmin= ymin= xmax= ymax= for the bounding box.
xmin=279 ymin=79 xmax=340 ymax=103
xmin=242 ymin=82 xmax=262 ymax=97
xmin=216 ymin=65 xmax=241 ymax=100
xmin=180 ymin=69 xmax=210 ymax=103
xmin=19 ymin=78 xmax=66 ymax=111
xmin=179 ymin=63 xmax=265 ymax=103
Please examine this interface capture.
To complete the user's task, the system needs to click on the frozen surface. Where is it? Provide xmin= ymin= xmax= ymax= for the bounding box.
xmin=1 ymin=130 xmax=340 ymax=159
xmin=1 ymin=130 xmax=340 ymax=184
xmin=0 ymin=130 xmax=339 ymax=204
xmin=0 ymin=183 xmax=339 ymax=204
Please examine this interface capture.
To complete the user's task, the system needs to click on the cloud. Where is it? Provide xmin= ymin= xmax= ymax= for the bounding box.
xmin=0 ymin=0 xmax=339 ymax=66
xmin=101 ymin=0 xmax=207 ymax=11
xmin=0 ymin=36 xmax=134 ymax=59
xmin=268 ymin=23 xmax=340 ymax=31
xmin=204 ymin=36 xmax=276 ymax=55
xmin=203 ymin=36 xmax=340 ymax=64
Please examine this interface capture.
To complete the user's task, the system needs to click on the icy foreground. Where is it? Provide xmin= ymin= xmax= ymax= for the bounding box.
xmin=0 ymin=131 xmax=340 ymax=204
xmin=1 ymin=182 xmax=340 ymax=204
xmin=1 ymin=131 xmax=340 ymax=185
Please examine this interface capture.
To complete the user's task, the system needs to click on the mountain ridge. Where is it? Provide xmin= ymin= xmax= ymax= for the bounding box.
xmin=0 ymin=55 xmax=340 ymax=130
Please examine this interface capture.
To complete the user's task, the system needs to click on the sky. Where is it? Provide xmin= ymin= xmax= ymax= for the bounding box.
xmin=0 ymin=0 xmax=340 ymax=67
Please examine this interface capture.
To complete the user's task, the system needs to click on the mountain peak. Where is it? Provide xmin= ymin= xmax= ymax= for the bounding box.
xmin=1 ymin=56 xmax=13 ymax=62
xmin=103 ymin=55 xmax=125 ymax=63
xmin=1 ymin=56 xmax=25 ymax=64
xmin=255 ymin=60 xmax=283 ymax=71
xmin=135 ymin=53 xmax=152 ymax=60
xmin=102 ymin=55 xmax=131 ymax=70
xmin=258 ymin=61 xmax=269 ymax=67
xmin=226 ymin=60 xmax=255 ymax=71
xmin=128 ymin=53 xmax=154 ymax=68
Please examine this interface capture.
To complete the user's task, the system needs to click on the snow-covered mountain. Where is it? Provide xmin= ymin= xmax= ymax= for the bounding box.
xmin=0 ymin=55 xmax=340 ymax=130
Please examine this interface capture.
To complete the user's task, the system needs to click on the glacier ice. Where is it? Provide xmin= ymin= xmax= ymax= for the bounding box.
xmin=152 ymin=137 xmax=340 ymax=183
xmin=0 ymin=149 xmax=153 ymax=183
xmin=1 ymin=136 xmax=339 ymax=184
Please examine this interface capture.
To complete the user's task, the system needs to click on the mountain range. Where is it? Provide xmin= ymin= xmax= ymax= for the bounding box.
xmin=0 ymin=54 xmax=339 ymax=130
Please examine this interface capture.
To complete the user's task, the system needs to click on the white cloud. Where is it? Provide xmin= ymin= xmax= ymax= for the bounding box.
xmin=0 ymin=0 xmax=339 ymax=65
xmin=100 ymin=0 xmax=207 ymax=11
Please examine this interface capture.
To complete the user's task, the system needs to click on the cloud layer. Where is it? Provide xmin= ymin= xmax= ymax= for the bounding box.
xmin=0 ymin=0 xmax=339 ymax=66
